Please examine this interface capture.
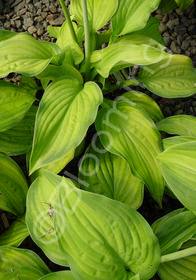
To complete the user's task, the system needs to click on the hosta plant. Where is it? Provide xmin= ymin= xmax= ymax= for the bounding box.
xmin=0 ymin=0 xmax=196 ymax=279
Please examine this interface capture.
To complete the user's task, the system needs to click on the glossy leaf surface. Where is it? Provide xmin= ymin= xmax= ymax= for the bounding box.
xmin=79 ymin=143 xmax=144 ymax=209
xmin=158 ymin=141 xmax=196 ymax=212
xmin=0 ymin=80 xmax=35 ymax=132
xmin=0 ymin=33 xmax=61 ymax=77
xmin=139 ymin=55 xmax=196 ymax=98
xmin=26 ymin=170 xmax=68 ymax=266
xmin=111 ymin=0 xmax=161 ymax=36
xmin=0 ymin=154 xmax=28 ymax=216
xmin=54 ymin=177 xmax=160 ymax=280
xmin=95 ymin=98 xmax=165 ymax=204
xmin=29 ymin=78 xmax=103 ymax=174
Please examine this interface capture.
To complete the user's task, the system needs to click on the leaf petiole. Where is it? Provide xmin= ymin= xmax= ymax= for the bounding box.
xmin=161 ymin=246 xmax=196 ymax=263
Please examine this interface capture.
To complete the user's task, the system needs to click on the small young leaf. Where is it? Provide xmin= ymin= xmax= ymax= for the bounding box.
xmin=26 ymin=170 xmax=68 ymax=266
xmin=79 ymin=142 xmax=144 ymax=209
xmin=70 ymin=0 xmax=118 ymax=31
xmin=123 ymin=91 xmax=164 ymax=122
xmin=54 ymin=177 xmax=160 ymax=280
xmin=111 ymin=0 xmax=161 ymax=36
xmin=39 ymin=271 xmax=75 ymax=280
xmin=158 ymin=141 xmax=196 ymax=212
xmin=95 ymin=98 xmax=165 ymax=205
xmin=163 ymin=136 xmax=196 ymax=150
xmin=157 ymin=115 xmax=196 ymax=137
xmin=91 ymin=41 xmax=168 ymax=78
xmin=29 ymin=78 xmax=103 ymax=174
xmin=0 ymin=105 xmax=37 ymax=156
xmin=0 ymin=246 xmax=50 ymax=275
xmin=0 ymin=216 xmax=29 ymax=247
xmin=0 ymin=80 xmax=35 ymax=132
xmin=159 ymin=0 xmax=177 ymax=14
xmin=138 ymin=55 xmax=196 ymax=98
xmin=0 ymin=154 xmax=28 ymax=216
xmin=0 ymin=33 xmax=61 ymax=77
xmin=175 ymin=0 xmax=194 ymax=10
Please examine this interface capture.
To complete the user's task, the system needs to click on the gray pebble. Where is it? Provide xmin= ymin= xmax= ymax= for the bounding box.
xmin=167 ymin=18 xmax=180 ymax=30
xmin=28 ymin=25 xmax=37 ymax=34
xmin=181 ymin=40 xmax=190 ymax=50
xmin=23 ymin=17 xmax=33 ymax=29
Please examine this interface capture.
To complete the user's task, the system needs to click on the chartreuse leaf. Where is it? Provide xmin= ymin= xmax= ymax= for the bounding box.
xmin=70 ymin=0 xmax=118 ymax=31
xmin=163 ymin=136 xmax=196 ymax=150
xmin=26 ymin=170 xmax=68 ymax=266
xmin=0 ymin=30 xmax=16 ymax=41
xmin=158 ymin=141 xmax=196 ymax=212
xmin=20 ymin=76 xmax=40 ymax=97
xmin=152 ymin=209 xmax=196 ymax=280
xmin=157 ymin=115 xmax=196 ymax=136
xmin=95 ymin=97 xmax=165 ymax=205
xmin=0 ymin=80 xmax=35 ymax=132
xmin=132 ymin=17 xmax=165 ymax=46
xmin=29 ymin=78 xmax=103 ymax=174
xmin=0 ymin=33 xmax=61 ymax=78
xmin=54 ymin=177 xmax=160 ymax=280
xmin=175 ymin=0 xmax=194 ymax=10
xmin=152 ymin=208 xmax=196 ymax=254
xmin=79 ymin=142 xmax=144 ymax=209
xmin=90 ymin=41 xmax=168 ymax=78
xmin=0 ymin=105 xmax=37 ymax=156
xmin=37 ymin=64 xmax=83 ymax=90
xmin=123 ymin=91 xmax=164 ymax=122
xmin=39 ymin=271 xmax=75 ymax=280
xmin=159 ymin=0 xmax=177 ymax=13
xmin=0 ymin=154 xmax=28 ymax=216
xmin=0 ymin=215 xmax=29 ymax=247
xmin=138 ymin=55 xmax=196 ymax=98
xmin=0 ymin=246 xmax=50 ymax=279
xmin=111 ymin=0 xmax=161 ymax=36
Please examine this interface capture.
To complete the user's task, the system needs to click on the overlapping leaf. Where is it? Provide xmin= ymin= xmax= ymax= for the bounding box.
xmin=123 ymin=91 xmax=163 ymax=122
xmin=29 ymin=78 xmax=103 ymax=174
xmin=0 ymin=80 xmax=35 ymax=132
xmin=159 ymin=0 xmax=177 ymax=14
xmin=70 ymin=0 xmax=118 ymax=31
xmin=0 ymin=33 xmax=61 ymax=77
xmin=54 ymin=177 xmax=160 ymax=280
xmin=0 ymin=154 xmax=28 ymax=216
xmin=111 ymin=0 xmax=161 ymax=36
xmin=157 ymin=115 xmax=196 ymax=136
xmin=26 ymin=170 xmax=68 ymax=266
xmin=175 ymin=0 xmax=194 ymax=10
xmin=79 ymin=142 xmax=144 ymax=209
xmin=0 ymin=105 xmax=37 ymax=155
xmin=0 ymin=216 xmax=29 ymax=247
xmin=158 ymin=141 xmax=196 ymax=212
xmin=138 ymin=55 xmax=196 ymax=98
xmin=163 ymin=136 xmax=196 ymax=150
xmin=39 ymin=271 xmax=75 ymax=280
xmin=91 ymin=41 xmax=168 ymax=78
xmin=95 ymin=98 xmax=165 ymax=204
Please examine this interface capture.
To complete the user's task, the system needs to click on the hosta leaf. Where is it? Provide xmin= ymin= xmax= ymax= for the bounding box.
xmin=95 ymin=97 xmax=165 ymax=204
xmin=0 ymin=266 xmax=45 ymax=280
xmin=157 ymin=115 xmax=196 ymax=136
xmin=54 ymin=21 xmax=84 ymax=65
xmin=29 ymin=78 xmax=102 ymax=174
xmin=20 ymin=76 xmax=40 ymax=97
xmin=159 ymin=0 xmax=177 ymax=14
xmin=138 ymin=55 xmax=196 ymax=98
xmin=111 ymin=0 xmax=161 ymax=36
xmin=0 ymin=154 xmax=28 ymax=216
xmin=0 ymin=105 xmax=37 ymax=156
xmin=37 ymin=64 xmax=83 ymax=90
xmin=70 ymin=0 xmax=118 ymax=31
xmin=0 ymin=246 xmax=50 ymax=274
xmin=0 ymin=216 xmax=29 ymax=247
xmin=123 ymin=91 xmax=164 ymax=122
xmin=26 ymin=170 xmax=68 ymax=266
xmin=0 ymin=33 xmax=61 ymax=78
xmin=132 ymin=17 xmax=165 ymax=46
xmin=163 ymin=136 xmax=196 ymax=150
xmin=39 ymin=271 xmax=75 ymax=280
xmin=79 ymin=142 xmax=144 ymax=209
xmin=175 ymin=0 xmax=194 ymax=10
xmin=91 ymin=42 xmax=168 ymax=78
xmin=0 ymin=80 xmax=35 ymax=132
xmin=0 ymin=30 xmax=16 ymax=41
xmin=152 ymin=208 xmax=196 ymax=254
xmin=54 ymin=177 xmax=161 ymax=280
xmin=158 ymin=141 xmax=196 ymax=212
